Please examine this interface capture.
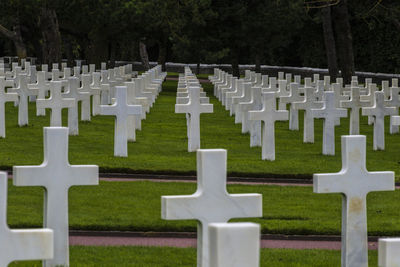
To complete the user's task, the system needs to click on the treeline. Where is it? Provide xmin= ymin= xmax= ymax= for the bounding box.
xmin=0 ymin=0 xmax=399 ymax=82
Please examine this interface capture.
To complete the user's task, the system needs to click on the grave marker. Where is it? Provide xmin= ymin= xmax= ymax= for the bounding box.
xmin=14 ymin=127 xmax=98 ymax=267
xmin=37 ymin=81 xmax=75 ymax=127
xmin=362 ymin=91 xmax=397 ymax=150
xmin=249 ymin=92 xmax=288 ymax=160
xmin=378 ymin=238 xmax=400 ymax=267
xmin=0 ymin=173 xmax=54 ymax=266
xmin=340 ymin=82 xmax=370 ymax=135
xmin=175 ymin=87 xmax=213 ymax=152
xmin=310 ymin=92 xmax=347 ymax=155
xmin=209 ymin=223 xmax=260 ymax=267
xmin=293 ymin=87 xmax=323 ymax=143
xmin=162 ymin=149 xmax=262 ymax=267
xmin=314 ymin=135 xmax=394 ymax=267
xmin=0 ymin=78 xmax=18 ymax=137
xmin=100 ymin=86 xmax=142 ymax=157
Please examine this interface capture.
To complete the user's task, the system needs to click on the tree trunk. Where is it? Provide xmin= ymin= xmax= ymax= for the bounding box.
xmin=39 ymin=8 xmax=62 ymax=65
xmin=321 ymin=6 xmax=338 ymax=80
xmin=254 ymin=50 xmax=261 ymax=73
xmin=139 ymin=38 xmax=150 ymax=71
xmin=0 ymin=23 xmax=27 ymax=59
xmin=332 ymin=0 xmax=354 ymax=84
xmin=87 ymin=30 xmax=108 ymax=69
xmin=157 ymin=39 xmax=167 ymax=72
xmin=231 ymin=50 xmax=240 ymax=78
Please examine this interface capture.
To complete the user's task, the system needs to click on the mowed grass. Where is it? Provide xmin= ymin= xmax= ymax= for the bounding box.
xmin=9 ymin=246 xmax=378 ymax=267
xmin=0 ymin=78 xmax=398 ymax=179
xmin=6 ymin=180 xmax=400 ymax=236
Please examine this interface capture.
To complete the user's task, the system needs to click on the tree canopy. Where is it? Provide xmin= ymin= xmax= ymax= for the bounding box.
xmin=0 ymin=0 xmax=399 ymax=77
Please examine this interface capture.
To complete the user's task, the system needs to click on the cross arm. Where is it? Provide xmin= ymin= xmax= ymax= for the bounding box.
xmin=4 ymin=93 xmax=18 ymax=102
xmin=161 ymin=195 xmax=199 ymax=220
xmin=248 ymin=110 xmax=265 ymax=121
xmin=229 ymin=194 xmax=263 ymax=218
xmin=69 ymin=165 xmax=99 ymax=187
xmin=313 ymin=173 xmax=346 ymax=194
xmin=100 ymin=104 xmax=117 ymax=116
xmin=13 ymin=165 xmax=53 ymax=187
xmin=9 ymin=229 xmax=54 ymax=262
xmin=200 ymin=103 xmax=213 ymax=114
xmin=175 ymin=103 xmax=191 ymax=114
xmin=127 ymin=105 xmax=142 ymax=116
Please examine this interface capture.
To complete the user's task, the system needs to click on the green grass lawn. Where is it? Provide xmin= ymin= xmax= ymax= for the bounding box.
xmin=6 ymin=180 xmax=400 ymax=236
xmin=0 ymin=79 xmax=398 ymax=180
xmin=9 ymin=246 xmax=378 ymax=266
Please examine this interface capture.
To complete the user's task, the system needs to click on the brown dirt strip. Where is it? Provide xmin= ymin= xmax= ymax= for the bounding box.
xmin=68 ymin=231 xmax=379 ymax=250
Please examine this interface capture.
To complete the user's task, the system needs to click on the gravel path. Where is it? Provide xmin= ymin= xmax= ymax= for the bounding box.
xmin=69 ymin=232 xmax=379 ymax=250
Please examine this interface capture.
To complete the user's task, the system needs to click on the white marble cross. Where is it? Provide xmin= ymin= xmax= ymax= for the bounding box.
xmin=125 ymin=81 xmax=149 ymax=141
xmin=209 ymin=223 xmax=260 ymax=267
xmin=293 ymin=87 xmax=323 ymax=143
xmin=361 ymin=83 xmax=377 ymax=125
xmin=314 ymin=135 xmax=394 ymax=267
xmin=28 ymin=71 xmax=48 ymax=116
xmin=280 ymin=83 xmax=304 ymax=130
xmin=63 ymin=77 xmax=90 ymax=135
xmin=78 ymin=74 xmax=93 ymax=121
xmin=14 ymin=74 xmax=38 ymax=126
xmin=239 ymin=86 xmax=262 ymax=146
xmin=384 ymin=86 xmax=400 ymax=134
xmin=0 ymin=172 xmax=54 ymax=266
xmin=232 ymin=83 xmax=252 ymax=124
xmin=362 ymin=91 xmax=397 ymax=150
xmin=340 ymin=81 xmax=370 ymax=135
xmin=14 ymin=127 xmax=98 ymax=267
xmin=378 ymin=238 xmax=400 ymax=267
xmin=392 ymin=116 xmax=400 ymax=127
xmin=0 ymin=77 xmax=18 ymax=137
xmin=175 ymin=87 xmax=213 ymax=152
xmin=89 ymin=72 xmax=102 ymax=116
xmin=100 ymin=86 xmax=142 ymax=157
xmin=37 ymin=81 xmax=75 ymax=127
xmin=162 ymin=149 xmax=262 ymax=267
xmin=310 ymin=91 xmax=347 ymax=155
xmin=249 ymin=92 xmax=288 ymax=160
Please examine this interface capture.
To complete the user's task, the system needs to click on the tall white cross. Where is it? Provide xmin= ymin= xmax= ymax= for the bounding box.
xmin=162 ymin=149 xmax=262 ymax=267
xmin=280 ymin=83 xmax=304 ymax=130
xmin=0 ymin=78 xmax=18 ymax=137
xmin=239 ymin=86 xmax=262 ymax=146
xmin=310 ymin=91 xmax=347 ymax=155
xmin=63 ymin=77 xmax=90 ymax=135
xmin=361 ymin=83 xmax=377 ymax=125
xmin=126 ymin=81 xmax=150 ymax=140
xmin=37 ymin=81 xmax=75 ymax=127
xmin=28 ymin=71 xmax=48 ymax=116
xmin=78 ymin=74 xmax=93 ymax=121
xmin=0 ymin=172 xmax=54 ymax=266
xmin=13 ymin=127 xmax=98 ymax=267
xmin=175 ymin=87 xmax=213 ymax=152
xmin=249 ymin=92 xmax=288 ymax=160
xmin=362 ymin=91 xmax=397 ymax=150
xmin=89 ymin=72 xmax=102 ymax=116
xmin=293 ymin=87 xmax=323 ymax=143
xmin=340 ymin=82 xmax=370 ymax=135
xmin=100 ymin=86 xmax=142 ymax=157
xmin=314 ymin=135 xmax=394 ymax=267
xmin=384 ymin=87 xmax=400 ymax=134
xmin=13 ymin=74 xmax=38 ymax=126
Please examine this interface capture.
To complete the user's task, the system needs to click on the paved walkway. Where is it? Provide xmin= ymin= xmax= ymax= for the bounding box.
xmin=68 ymin=231 xmax=379 ymax=250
